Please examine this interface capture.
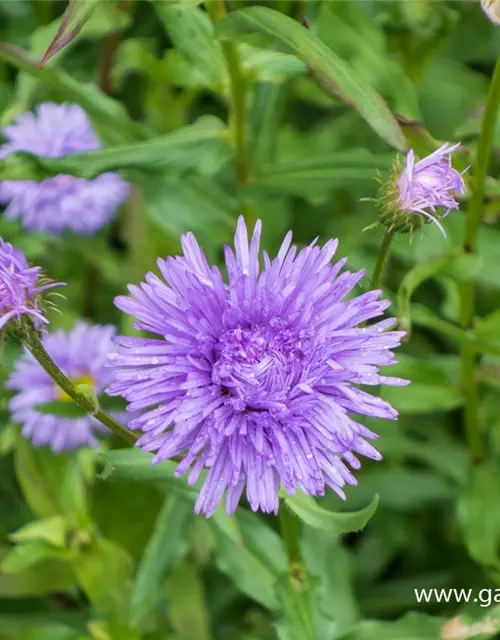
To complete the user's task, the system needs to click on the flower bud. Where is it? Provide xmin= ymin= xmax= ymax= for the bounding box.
xmin=0 ymin=238 xmax=63 ymax=334
xmin=377 ymin=143 xmax=466 ymax=237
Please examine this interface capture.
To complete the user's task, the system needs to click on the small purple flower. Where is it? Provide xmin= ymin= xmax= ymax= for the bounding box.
xmin=0 ymin=103 xmax=129 ymax=235
xmin=7 ymin=322 xmax=118 ymax=452
xmin=107 ymin=217 xmax=408 ymax=517
xmin=397 ymin=143 xmax=466 ymax=237
xmin=0 ymin=238 xmax=61 ymax=330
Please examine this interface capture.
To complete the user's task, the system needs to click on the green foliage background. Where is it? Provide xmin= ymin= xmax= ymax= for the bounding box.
xmin=1 ymin=1 xmax=500 ymax=638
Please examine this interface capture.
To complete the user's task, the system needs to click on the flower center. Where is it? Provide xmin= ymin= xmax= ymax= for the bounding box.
xmin=58 ymin=373 xmax=95 ymax=402
xmin=212 ymin=322 xmax=307 ymax=410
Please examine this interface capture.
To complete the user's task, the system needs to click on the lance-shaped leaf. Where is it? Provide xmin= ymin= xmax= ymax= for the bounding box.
xmin=40 ymin=0 xmax=101 ymax=67
xmin=216 ymin=7 xmax=406 ymax=150
xmin=0 ymin=116 xmax=232 ymax=181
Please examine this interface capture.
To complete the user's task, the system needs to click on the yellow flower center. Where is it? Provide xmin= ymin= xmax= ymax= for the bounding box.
xmin=58 ymin=373 xmax=95 ymax=401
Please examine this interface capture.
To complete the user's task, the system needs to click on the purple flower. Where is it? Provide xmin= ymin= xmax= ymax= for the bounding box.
xmin=107 ymin=217 xmax=408 ymax=517
xmin=0 ymin=103 xmax=129 ymax=235
xmin=7 ymin=322 xmax=118 ymax=452
xmin=0 ymin=238 xmax=61 ymax=330
xmin=397 ymin=143 xmax=466 ymax=237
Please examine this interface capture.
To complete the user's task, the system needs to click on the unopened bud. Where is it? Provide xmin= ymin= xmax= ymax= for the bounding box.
xmin=377 ymin=143 xmax=466 ymax=237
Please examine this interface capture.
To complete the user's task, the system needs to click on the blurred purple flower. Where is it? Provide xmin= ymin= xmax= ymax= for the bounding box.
xmin=397 ymin=143 xmax=466 ymax=237
xmin=0 ymin=238 xmax=61 ymax=330
xmin=0 ymin=103 xmax=129 ymax=235
xmin=107 ymin=217 xmax=408 ymax=517
xmin=7 ymin=322 xmax=118 ymax=452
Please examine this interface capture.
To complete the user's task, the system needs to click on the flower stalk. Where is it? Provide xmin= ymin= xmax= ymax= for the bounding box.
xmin=279 ymin=505 xmax=302 ymax=565
xmin=208 ymin=0 xmax=251 ymax=226
xmin=22 ymin=328 xmax=138 ymax=446
xmin=371 ymin=229 xmax=395 ymax=290
xmin=459 ymin=54 xmax=500 ymax=462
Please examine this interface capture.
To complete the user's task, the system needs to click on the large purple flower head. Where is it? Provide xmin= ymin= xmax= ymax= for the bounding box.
xmin=0 ymin=103 xmax=129 ymax=235
xmin=0 ymin=237 xmax=61 ymax=330
xmin=7 ymin=322 xmax=117 ymax=451
xmin=107 ymin=218 xmax=408 ymax=517
xmin=379 ymin=143 xmax=466 ymax=237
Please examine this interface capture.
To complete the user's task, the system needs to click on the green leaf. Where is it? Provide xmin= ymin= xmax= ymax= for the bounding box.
xmin=98 ymin=448 xmax=200 ymax=501
xmin=381 ymin=354 xmax=463 ymax=414
xmin=153 ymin=1 xmax=227 ymax=91
xmin=0 ymin=43 xmax=145 ymax=145
xmin=149 ymin=0 xmax=202 ymax=9
xmin=0 ymin=546 xmax=75 ymax=597
xmin=241 ymin=44 xmax=306 ymax=82
xmin=1 ymin=541 xmax=66 ymax=574
xmin=164 ymin=559 xmax=212 ymax=640
xmin=99 ymin=394 xmax=127 ymax=413
xmin=411 ymin=304 xmax=500 ymax=357
xmin=13 ymin=436 xmax=63 ymax=518
xmin=397 ymin=254 xmax=459 ymax=335
xmin=2 ymin=2 xmax=132 ymax=127
xmin=284 ymin=492 xmax=378 ymax=533
xmin=0 ymin=116 xmax=232 ymax=181
xmin=336 ymin=612 xmax=445 ymax=640
xmin=251 ymin=149 xmax=392 ymax=200
xmin=302 ymin=529 xmax=359 ymax=637
xmin=13 ymin=435 xmax=91 ymax=526
xmin=398 ymin=253 xmax=483 ymax=335
xmin=236 ymin=510 xmax=287 ymax=576
xmin=9 ymin=516 xmax=68 ymax=548
xmin=100 ymin=449 xmax=283 ymax=612
xmin=39 ymin=0 xmax=100 ymax=67
xmin=99 ymin=448 xmax=178 ymax=482
xmin=276 ymin=572 xmax=318 ymax=640
xmin=390 ymin=215 xmax=500 ymax=292
xmin=130 ymin=495 xmax=192 ymax=629
xmin=142 ymin=174 xmax=235 ymax=240
xmin=16 ymin=624 xmax=83 ymax=640
xmin=72 ymin=538 xmax=133 ymax=617
xmin=345 ymin=468 xmax=455 ymax=512
xmin=208 ymin=513 xmax=280 ymax=610
xmin=473 ymin=310 xmax=500 ymax=347
xmin=376 ymin=426 xmax=469 ymax=487
xmin=90 ymin=478 xmax=165 ymax=561
xmin=34 ymin=400 xmax=88 ymax=419
xmin=459 ymin=465 xmax=500 ymax=574
xmin=216 ymin=7 xmax=406 ymax=149
xmin=247 ymin=82 xmax=287 ymax=171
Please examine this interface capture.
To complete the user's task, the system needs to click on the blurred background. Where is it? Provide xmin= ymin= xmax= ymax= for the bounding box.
xmin=1 ymin=1 xmax=500 ymax=639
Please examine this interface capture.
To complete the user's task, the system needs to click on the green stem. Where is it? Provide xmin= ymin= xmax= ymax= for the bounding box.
xmin=208 ymin=0 xmax=251 ymax=215
xmin=370 ymin=229 xmax=395 ymax=290
xmin=24 ymin=330 xmax=138 ymax=446
xmin=223 ymin=42 xmax=248 ymax=185
xmin=458 ymin=54 xmax=500 ymax=462
xmin=279 ymin=505 xmax=302 ymax=566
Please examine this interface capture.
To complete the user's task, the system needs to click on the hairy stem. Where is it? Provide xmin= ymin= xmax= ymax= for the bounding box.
xmin=459 ymin=55 xmax=500 ymax=462
xmin=24 ymin=329 xmax=138 ymax=445
xmin=370 ymin=229 xmax=395 ymax=290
